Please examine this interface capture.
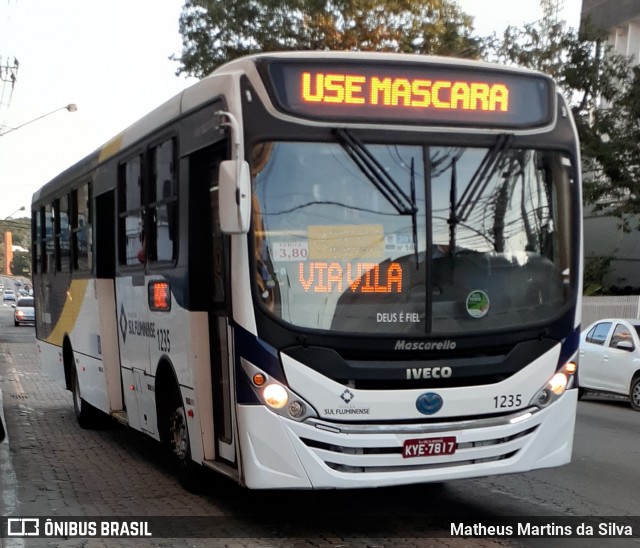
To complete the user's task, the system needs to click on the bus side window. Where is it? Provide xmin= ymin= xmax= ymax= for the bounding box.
xmin=118 ymin=155 xmax=145 ymax=266
xmin=44 ymin=203 xmax=55 ymax=273
xmin=72 ymin=182 xmax=92 ymax=272
xmin=57 ymin=194 xmax=71 ymax=272
xmin=32 ymin=208 xmax=42 ymax=274
xmin=150 ymin=139 xmax=177 ymax=263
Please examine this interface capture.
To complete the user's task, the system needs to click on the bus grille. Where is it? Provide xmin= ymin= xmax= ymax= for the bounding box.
xmin=291 ymin=412 xmax=540 ymax=474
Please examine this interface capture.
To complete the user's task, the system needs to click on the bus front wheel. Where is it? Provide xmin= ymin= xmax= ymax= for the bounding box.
xmin=168 ymin=393 xmax=205 ymax=492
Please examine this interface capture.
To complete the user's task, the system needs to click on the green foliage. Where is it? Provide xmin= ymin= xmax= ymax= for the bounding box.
xmin=10 ymin=251 xmax=30 ymax=276
xmin=174 ymin=0 xmax=484 ymax=78
xmin=172 ymin=0 xmax=640 ymax=297
xmin=483 ymin=0 xmax=640 ymax=293
xmin=487 ymin=1 xmax=640 ymax=225
xmin=583 ymin=255 xmax=614 ymax=296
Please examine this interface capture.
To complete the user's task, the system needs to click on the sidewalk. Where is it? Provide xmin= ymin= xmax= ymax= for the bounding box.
xmin=0 ymin=342 xmax=50 ymax=519
xmin=0 ymin=341 xmax=31 ymax=548
xmin=0 ymin=372 xmax=6 ymax=442
xmin=0 ymin=341 xmax=223 ymax=547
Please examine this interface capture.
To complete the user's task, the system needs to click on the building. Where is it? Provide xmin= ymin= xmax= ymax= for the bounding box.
xmin=581 ymin=0 xmax=640 ymax=293
xmin=581 ymin=0 xmax=640 ymax=53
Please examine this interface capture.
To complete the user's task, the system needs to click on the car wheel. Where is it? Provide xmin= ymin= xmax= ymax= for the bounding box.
xmin=578 ymin=387 xmax=586 ymax=401
xmin=630 ymin=377 xmax=640 ymax=412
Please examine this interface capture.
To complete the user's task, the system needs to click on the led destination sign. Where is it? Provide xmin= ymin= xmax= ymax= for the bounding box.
xmin=298 ymin=261 xmax=403 ymax=294
xmin=301 ymin=72 xmax=509 ymax=113
xmin=266 ymin=60 xmax=555 ymax=128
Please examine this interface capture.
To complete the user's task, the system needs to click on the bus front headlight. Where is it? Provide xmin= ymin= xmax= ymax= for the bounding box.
xmin=263 ymin=384 xmax=288 ymax=409
xmin=241 ymin=357 xmax=317 ymax=421
xmin=530 ymin=358 xmax=577 ymax=409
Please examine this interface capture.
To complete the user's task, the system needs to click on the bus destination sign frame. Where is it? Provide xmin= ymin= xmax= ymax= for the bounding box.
xmin=263 ymin=59 xmax=556 ymax=129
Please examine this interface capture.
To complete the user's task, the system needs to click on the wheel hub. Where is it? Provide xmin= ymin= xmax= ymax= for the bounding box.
xmin=170 ymin=407 xmax=188 ymax=460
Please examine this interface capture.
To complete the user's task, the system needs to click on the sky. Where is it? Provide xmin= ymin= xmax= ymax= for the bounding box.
xmin=0 ymin=0 xmax=583 ymax=221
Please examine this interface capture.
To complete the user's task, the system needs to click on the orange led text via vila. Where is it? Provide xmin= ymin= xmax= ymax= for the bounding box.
xmin=298 ymin=261 xmax=403 ymax=294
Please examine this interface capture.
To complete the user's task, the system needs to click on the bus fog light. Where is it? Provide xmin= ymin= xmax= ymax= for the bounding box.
xmin=536 ymin=389 xmax=552 ymax=407
xmin=288 ymin=401 xmax=305 ymax=418
xmin=263 ymin=384 xmax=288 ymax=409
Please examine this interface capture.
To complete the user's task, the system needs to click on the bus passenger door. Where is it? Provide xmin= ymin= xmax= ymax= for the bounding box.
xmin=115 ymin=152 xmax=155 ymax=434
xmin=189 ymin=142 xmax=237 ymax=465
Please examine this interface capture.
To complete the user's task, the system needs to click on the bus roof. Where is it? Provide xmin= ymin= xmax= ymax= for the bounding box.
xmin=209 ymin=50 xmax=550 ymax=78
xmin=32 ymin=51 xmax=553 ymax=207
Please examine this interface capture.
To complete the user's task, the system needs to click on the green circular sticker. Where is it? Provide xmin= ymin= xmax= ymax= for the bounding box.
xmin=466 ymin=290 xmax=490 ymax=318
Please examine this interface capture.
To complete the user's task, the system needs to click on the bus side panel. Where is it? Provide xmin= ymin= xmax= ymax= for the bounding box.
xmin=36 ymin=340 xmax=64 ymax=386
xmin=96 ymin=278 xmax=123 ymax=413
xmin=36 ymin=278 xmax=108 ymax=402
xmin=66 ymin=280 xmax=110 ymax=413
xmin=186 ymin=312 xmax=214 ymax=462
xmin=116 ymin=275 xmax=157 ymax=436
xmin=73 ymin=353 xmax=110 ymax=413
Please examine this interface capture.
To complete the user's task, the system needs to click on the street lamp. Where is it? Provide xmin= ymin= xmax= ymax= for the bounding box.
xmin=0 ymin=104 xmax=77 ymax=137
xmin=4 ymin=206 xmax=26 ymax=220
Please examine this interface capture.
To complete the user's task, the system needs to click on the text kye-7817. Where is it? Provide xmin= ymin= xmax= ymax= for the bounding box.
xmin=32 ymin=51 xmax=581 ymax=490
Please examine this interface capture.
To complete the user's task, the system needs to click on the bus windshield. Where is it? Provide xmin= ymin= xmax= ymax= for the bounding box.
xmin=251 ymin=140 xmax=574 ymax=336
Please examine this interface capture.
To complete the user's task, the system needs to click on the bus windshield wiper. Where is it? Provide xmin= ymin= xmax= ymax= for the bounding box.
xmin=455 ymin=133 xmax=514 ymax=224
xmin=409 ymin=157 xmax=418 ymax=267
xmin=448 ymin=155 xmax=458 ymax=254
xmin=335 ymin=128 xmax=419 ymax=265
xmin=335 ymin=128 xmax=416 ymax=216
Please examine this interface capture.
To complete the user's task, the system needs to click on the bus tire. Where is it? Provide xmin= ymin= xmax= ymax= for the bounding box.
xmin=630 ymin=377 xmax=640 ymax=411
xmin=71 ymin=365 xmax=102 ymax=429
xmin=168 ymin=389 xmax=205 ymax=493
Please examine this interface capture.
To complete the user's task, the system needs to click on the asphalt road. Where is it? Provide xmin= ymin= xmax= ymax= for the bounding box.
xmin=1 ymin=303 xmax=640 ymax=547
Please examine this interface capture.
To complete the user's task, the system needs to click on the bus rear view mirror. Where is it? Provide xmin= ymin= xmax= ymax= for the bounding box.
xmin=218 ymin=159 xmax=251 ymax=234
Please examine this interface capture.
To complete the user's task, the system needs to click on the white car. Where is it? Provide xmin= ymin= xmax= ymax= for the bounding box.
xmin=13 ymin=296 xmax=35 ymax=326
xmin=579 ymin=318 xmax=640 ymax=410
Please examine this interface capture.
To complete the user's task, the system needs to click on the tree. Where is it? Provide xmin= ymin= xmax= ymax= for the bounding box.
xmin=486 ymin=0 xmax=640 ymax=294
xmin=10 ymin=250 xmax=30 ymax=276
xmin=174 ymin=0 xmax=484 ymax=78
xmin=488 ymin=0 xmax=640 ymax=224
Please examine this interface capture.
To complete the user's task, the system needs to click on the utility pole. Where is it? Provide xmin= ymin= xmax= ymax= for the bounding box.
xmin=0 ymin=56 xmax=19 ymax=135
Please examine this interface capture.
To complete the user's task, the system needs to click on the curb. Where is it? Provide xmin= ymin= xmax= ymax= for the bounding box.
xmin=0 ymin=383 xmax=5 ymax=444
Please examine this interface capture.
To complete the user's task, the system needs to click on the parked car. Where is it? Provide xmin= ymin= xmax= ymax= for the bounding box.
xmin=13 ymin=297 xmax=35 ymax=326
xmin=579 ymin=318 xmax=640 ymax=410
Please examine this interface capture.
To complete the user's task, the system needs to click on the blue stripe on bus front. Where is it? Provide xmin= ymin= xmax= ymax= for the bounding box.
xmin=559 ymin=326 xmax=580 ymax=368
xmin=234 ymin=326 xmax=287 ymax=404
